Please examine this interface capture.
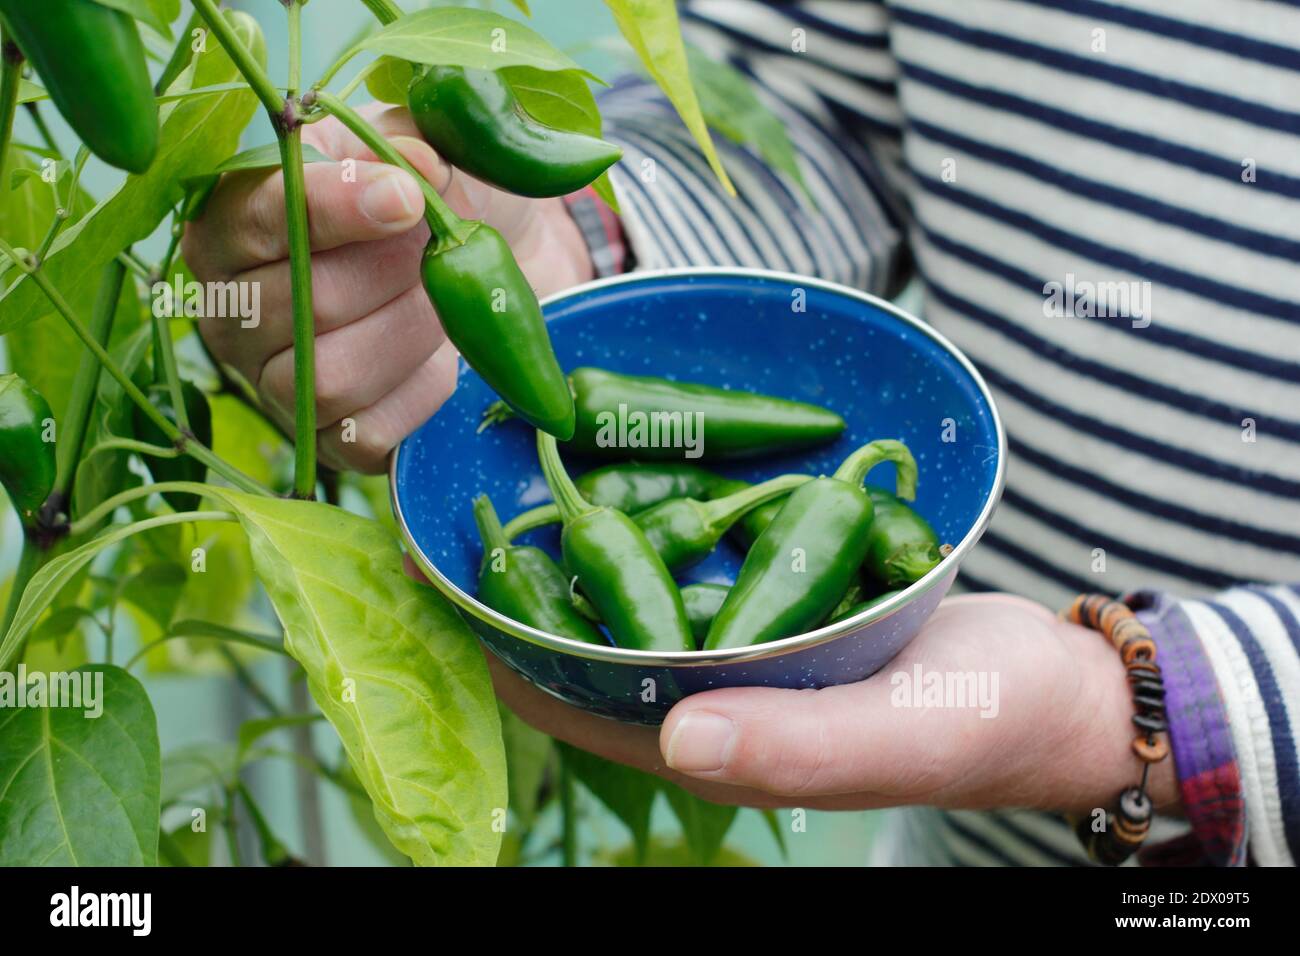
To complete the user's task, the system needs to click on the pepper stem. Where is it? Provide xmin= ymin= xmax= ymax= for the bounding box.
xmin=472 ymin=494 xmax=510 ymax=556
xmin=536 ymin=431 xmax=594 ymax=524
xmin=831 ymin=439 xmax=918 ymax=499
xmin=699 ymin=473 xmax=811 ymax=533
xmin=503 ymin=503 xmax=561 ymax=541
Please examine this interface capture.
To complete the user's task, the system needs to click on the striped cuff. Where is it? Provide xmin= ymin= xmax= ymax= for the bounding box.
xmin=562 ymin=186 xmax=628 ymax=278
xmin=1126 ymin=590 xmax=1246 ymax=866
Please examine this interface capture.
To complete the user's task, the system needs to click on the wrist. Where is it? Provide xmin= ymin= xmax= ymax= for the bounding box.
xmin=1049 ymin=618 xmax=1180 ymax=817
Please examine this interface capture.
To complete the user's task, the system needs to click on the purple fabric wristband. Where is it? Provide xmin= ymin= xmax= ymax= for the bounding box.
xmin=1125 ymin=590 xmax=1247 ymax=866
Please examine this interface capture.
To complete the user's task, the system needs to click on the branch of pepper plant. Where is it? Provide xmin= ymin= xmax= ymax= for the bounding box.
xmin=190 ymin=0 xmax=321 ymax=498
xmin=360 ymin=0 xmax=403 ymax=27
xmin=0 ymin=238 xmax=273 ymax=498
xmin=0 ymin=35 xmax=19 ymax=169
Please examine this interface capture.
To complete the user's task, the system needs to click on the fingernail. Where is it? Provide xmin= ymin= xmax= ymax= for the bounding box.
xmin=361 ymin=170 xmax=420 ymax=224
xmin=665 ymin=712 xmax=735 ymax=773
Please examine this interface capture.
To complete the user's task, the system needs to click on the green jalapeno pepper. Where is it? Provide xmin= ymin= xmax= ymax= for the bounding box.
xmin=132 ymin=382 xmax=213 ymax=515
xmin=0 ymin=0 xmax=157 ymax=173
xmin=472 ymin=494 xmax=605 ymax=645
xmin=703 ymin=440 xmax=918 ymax=650
xmin=712 ymin=480 xmax=944 ymax=588
xmin=408 ymin=65 xmax=622 ymax=198
xmin=569 ymin=461 xmax=725 ymax=515
xmin=0 ymin=373 xmax=55 ymax=528
xmin=862 ymin=486 xmax=943 ymax=589
xmin=536 ymin=431 xmax=692 ymax=652
xmin=421 ymin=222 xmax=575 ymax=439
xmin=680 ymin=583 xmax=730 ymax=647
xmin=484 ymin=367 xmax=845 ymax=460
xmin=503 ymin=473 xmax=809 ymax=572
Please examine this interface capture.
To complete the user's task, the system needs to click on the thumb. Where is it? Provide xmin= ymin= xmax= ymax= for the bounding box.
xmin=658 ymin=681 xmax=917 ymax=799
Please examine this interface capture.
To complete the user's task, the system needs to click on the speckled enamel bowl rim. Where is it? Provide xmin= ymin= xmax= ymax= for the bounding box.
xmin=391 ymin=267 xmax=1007 ymax=667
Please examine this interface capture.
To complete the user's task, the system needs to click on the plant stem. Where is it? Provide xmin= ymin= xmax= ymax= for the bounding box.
xmin=190 ymin=0 xmax=284 ymax=116
xmin=277 ymin=126 xmax=318 ymax=500
xmin=536 ymin=431 xmax=592 ymax=524
xmin=832 ymin=439 xmax=918 ymax=499
xmin=503 ymin=503 xmax=559 ymax=541
xmin=311 ymin=91 xmax=471 ymax=243
xmin=50 ymin=258 xmax=128 ymax=504
xmin=287 ymin=1 xmax=303 ymax=95
xmin=84 ymin=436 xmax=182 ymax=462
xmin=0 ymin=238 xmax=272 ymax=498
xmin=361 ymin=0 xmax=403 ymax=26
xmin=1 ymin=538 xmax=42 ymax=635
xmin=150 ymin=302 xmax=188 ymax=430
xmin=219 ymin=645 xmax=282 ymax=717
xmin=23 ymin=102 xmax=56 ymax=153
xmin=68 ymin=481 xmax=212 ymax=536
xmin=700 ymin=474 xmax=810 ymax=531
xmin=0 ymin=37 xmax=22 ymax=175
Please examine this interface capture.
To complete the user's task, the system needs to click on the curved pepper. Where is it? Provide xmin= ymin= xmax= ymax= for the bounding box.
xmin=408 ymin=65 xmax=621 ymax=198
xmin=132 ymin=382 xmax=213 ymax=515
xmin=712 ymin=480 xmax=944 ymax=588
xmin=503 ymin=473 xmax=809 ymax=572
xmin=483 ymin=367 xmax=845 ymax=460
xmin=704 ymin=440 xmax=918 ymax=650
xmin=862 ymin=486 xmax=943 ymax=589
xmin=0 ymin=0 xmax=157 ymax=172
xmin=537 ymin=431 xmax=692 ymax=652
xmin=0 ymin=373 xmax=55 ymax=528
xmin=473 ymin=494 xmax=605 ymax=645
xmin=570 ymin=461 xmax=725 ymax=515
xmin=421 ymin=223 xmax=574 ymax=439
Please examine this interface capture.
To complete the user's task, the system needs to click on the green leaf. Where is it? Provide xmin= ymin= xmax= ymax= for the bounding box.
xmin=499 ymin=66 xmax=620 ymax=211
xmin=119 ymin=562 xmax=187 ymax=631
xmin=596 ymin=836 xmax=758 ymax=867
xmin=0 ymin=10 xmax=265 ymax=334
xmin=603 ymin=0 xmax=735 ymax=195
xmin=1 ymin=514 xmax=234 ymax=672
xmin=558 ymin=744 xmax=656 ymax=863
xmin=761 ymin=807 xmax=789 ymax=859
xmin=0 ymin=665 xmax=161 ymax=865
xmin=359 ymin=8 xmax=589 ymax=75
xmin=499 ymin=703 xmax=551 ymax=830
xmin=91 ymin=0 xmax=177 ymax=39
xmin=236 ymin=713 xmax=323 ymax=765
xmin=160 ymin=741 xmax=237 ymax=805
xmin=365 ymin=56 xmax=416 ymax=106
xmin=663 ymin=783 xmax=738 ymax=865
xmin=685 ymin=47 xmax=811 ymax=203
xmin=15 ymin=78 xmax=47 ymax=105
xmin=205 ymin=490 xmax=507 ymax=867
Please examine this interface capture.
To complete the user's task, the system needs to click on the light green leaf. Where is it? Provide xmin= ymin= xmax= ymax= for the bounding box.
xmin=236 ymin=713 xmax=323 ymax=765
xmin=359 ymin=8 xmax=588 ymax=75
xmin=15 ymin=78 xmax=47 ymax=105
xmin=90 ymin=0 xmax=175 ymax=39
xmin=206 ymin=490 xmax=506 ymax=867
xmin=0 ymin=665 xmax=161 ymax=865
xmin=761 ymin=807 xmax=789 ymax=859
xmin=0 ymin=10 xmax=265 ymax=334
xmin=500 ymin=66 xmax=620 ymax=212
xmin=499 ymin=703 xmax=551 ymax=830
xmin=686 ymin=47 xmax=810 ymax=203
xmin=365 ymin=56 xmax=415 ymax=106
xmin=663 ymin=783 xmax=738 ymax=865
xmin=603 ymin=0 xmax=735 ymax=195
xmin=558 ymin=744 xmax=656 ymax=863
xmin=507 ymin=0 xmax=532 ymax=16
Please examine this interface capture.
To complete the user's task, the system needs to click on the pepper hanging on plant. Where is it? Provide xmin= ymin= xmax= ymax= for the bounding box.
xmin=0 ymin=0 xmax=158 ymax=172
xmin=310 ymin=91 xmax=575 ymax=439
xmin=408 ymin=65 xmax=622 ymax=198
xmin=536 ymin=430 xmax=692 ymax=652
xmin=0 ymin=373 xmax=55 ymax=530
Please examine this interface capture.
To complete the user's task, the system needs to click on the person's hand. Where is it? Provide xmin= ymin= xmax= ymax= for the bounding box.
xmin=489 ymin=592 xmax=1181 ymax=816
xmin=182 ymin=103 xmax=594 ymax=473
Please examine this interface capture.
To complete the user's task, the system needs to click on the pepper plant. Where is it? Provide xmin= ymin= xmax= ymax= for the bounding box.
xmin=0 ymin=0 xmax=798 ymax=867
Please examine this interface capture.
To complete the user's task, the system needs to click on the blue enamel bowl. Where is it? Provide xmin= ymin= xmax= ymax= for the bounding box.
xmin=392 ymin=269 xmax=1005 ymax=724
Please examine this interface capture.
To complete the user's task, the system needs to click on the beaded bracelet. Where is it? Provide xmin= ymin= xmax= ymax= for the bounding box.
xmin=1062 ymin=593 xmax=1170 ymax=865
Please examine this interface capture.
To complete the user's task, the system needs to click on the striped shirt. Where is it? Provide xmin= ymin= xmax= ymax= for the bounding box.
xmin=593 ymin=0 xmax=1300 ymax=866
